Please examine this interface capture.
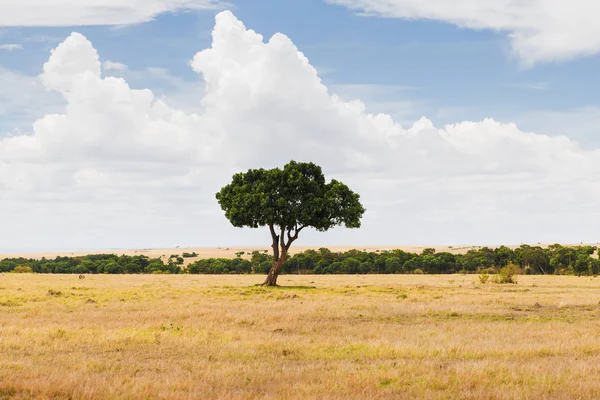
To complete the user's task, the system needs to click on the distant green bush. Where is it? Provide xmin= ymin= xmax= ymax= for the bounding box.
xmin=1 ymin=244 xmax=597 ymax=277
xmin=13 ymin=266 xmax=33 ymax=273
xmin=0 ymin=254 xmax=175 ymax=275
xmin=187 ymin=258 xmax=252 ymax=274
xmin=494 ymin=263 xmax=521 ymax=284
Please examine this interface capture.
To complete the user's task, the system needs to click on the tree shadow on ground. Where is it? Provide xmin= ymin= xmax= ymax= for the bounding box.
xmin=252 ymin=284 xmax=317 ymax=290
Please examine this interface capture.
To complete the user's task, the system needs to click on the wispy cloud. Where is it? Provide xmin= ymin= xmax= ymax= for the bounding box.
xmin=332 ymin=83 xmax=418 ymax=94
xmin=0 ymin=44 xmax=23 ymax=51
xmin=315 ymin=66 xmax=336 ymax=76
xmin=327 ymin=0 xmax=600 ymax=66
xmin=0 ymin=0 xmax=227 ymax=27
xmin=103 ymin=61 xmax=128 ymax=71
xmin=23 ymin=35 xmax=63 ymax=44
xmin=503 ymin=82 xmax=550 ymax=91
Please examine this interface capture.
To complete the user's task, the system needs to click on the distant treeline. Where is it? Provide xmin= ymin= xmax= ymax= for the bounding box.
xmin=2 ymin=244 xmax=599 ymax=276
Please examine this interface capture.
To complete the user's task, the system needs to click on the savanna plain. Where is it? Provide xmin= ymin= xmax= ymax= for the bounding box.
xmin=2 ymin=274 xmax=600 ymax=399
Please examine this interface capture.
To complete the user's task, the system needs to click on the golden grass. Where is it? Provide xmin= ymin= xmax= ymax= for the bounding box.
xmin=2 ymin=274 xmax=600 ymax=399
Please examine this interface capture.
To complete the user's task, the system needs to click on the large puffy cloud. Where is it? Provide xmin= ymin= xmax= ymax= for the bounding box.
xmin=327 ymin=0 xmax=600 ymax=65
xmin=1 ymin=10 xmax=600 ymax=251
xmin=0 ymin=0 xmax=224 ymax=27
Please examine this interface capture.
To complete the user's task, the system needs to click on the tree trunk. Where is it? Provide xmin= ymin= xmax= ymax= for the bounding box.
xmin=263 ymin=252 xmax=287 ymax=286
xmin=263 ymin=224 xmax=302 ymax=286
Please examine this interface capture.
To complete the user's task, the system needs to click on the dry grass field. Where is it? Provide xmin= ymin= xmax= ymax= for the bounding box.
xmin=2 ymin=274 xmax=600 ymax=399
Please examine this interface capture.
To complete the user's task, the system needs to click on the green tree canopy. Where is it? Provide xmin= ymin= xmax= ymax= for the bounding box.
xmin=216 ymin=161 xmax=365 ymax=285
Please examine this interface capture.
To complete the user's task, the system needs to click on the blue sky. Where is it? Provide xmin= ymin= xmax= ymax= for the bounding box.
xmin=1 ymin=0 xmax=599 ymax=251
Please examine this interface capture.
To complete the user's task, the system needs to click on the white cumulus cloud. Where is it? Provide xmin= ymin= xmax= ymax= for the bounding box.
xmin=0 ymin=0 xmax=224 ymax=26
xmin=327 ymin=0 xmax=600 ymax=65
xmin=1 ymin=10 xmax=600 ymax=251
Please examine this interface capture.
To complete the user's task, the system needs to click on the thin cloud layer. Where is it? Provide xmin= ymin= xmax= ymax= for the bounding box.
xmin=103 ymin=61 xmax=128 ymax=72
xmin=0 ymin=44 xmax=24 ymax=51
xmin=1 ymin=11 xmax=599 ymax=251
xmin=0 ymin=0 xmax=224 ymax=26
xmin=327 ymin=0 xmax=600 ymax=65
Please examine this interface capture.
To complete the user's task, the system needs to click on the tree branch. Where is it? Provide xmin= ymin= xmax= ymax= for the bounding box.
xmin=284 ymin=224 xmax=306 ymax=251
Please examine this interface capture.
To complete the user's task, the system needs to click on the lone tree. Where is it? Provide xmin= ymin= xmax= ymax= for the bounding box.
xmin=216 ymin=161 xmax=365 ymax=286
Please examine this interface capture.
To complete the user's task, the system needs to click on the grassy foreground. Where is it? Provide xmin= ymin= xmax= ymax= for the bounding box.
xmin=1 ymin=274 xmax=600 ymax=399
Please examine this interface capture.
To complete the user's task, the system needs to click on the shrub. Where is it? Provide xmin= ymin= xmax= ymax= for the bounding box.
xmin=413 ymin=269 xmax=424 ymax=275
xmin=479 ymin=273 xmax=489 ymax=284
xmin=494 ymin=263 xmax=520 ymax=284
xmin=13 ymin=266 xmax=33 ymax=273
xmin=479 ymin=267 xmax=498 ymax=274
